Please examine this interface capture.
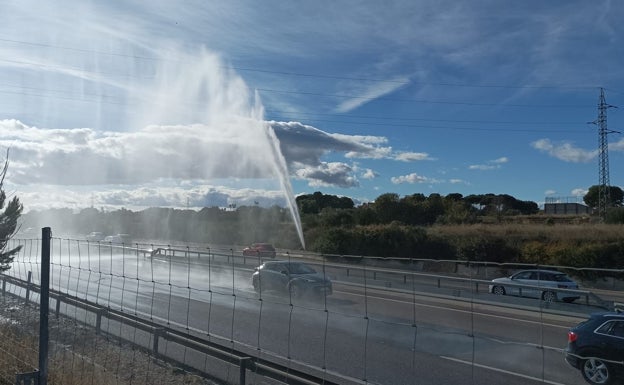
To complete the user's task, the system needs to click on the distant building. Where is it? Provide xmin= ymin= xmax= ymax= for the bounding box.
xmin=543 ymin=202 xmax=591 ymax=215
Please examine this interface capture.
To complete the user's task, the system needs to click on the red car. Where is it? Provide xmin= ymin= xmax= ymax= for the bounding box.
xmin=242 ymin=243 xmax=276 ymax=258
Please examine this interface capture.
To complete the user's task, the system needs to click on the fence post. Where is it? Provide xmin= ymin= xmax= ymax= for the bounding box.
xmin=39 ymin=227 xmax=51 ymax=385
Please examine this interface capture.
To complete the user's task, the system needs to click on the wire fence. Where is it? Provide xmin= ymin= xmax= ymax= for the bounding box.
xmin=1 ymin=232 xmax=623 ymax=385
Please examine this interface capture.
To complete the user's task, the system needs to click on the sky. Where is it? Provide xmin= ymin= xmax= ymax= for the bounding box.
xmin=0 ymin=0 xmax=623 ymax=214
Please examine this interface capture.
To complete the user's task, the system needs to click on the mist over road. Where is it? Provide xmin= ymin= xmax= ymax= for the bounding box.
xmin=8 ymin=246 xmax=593 ymax=385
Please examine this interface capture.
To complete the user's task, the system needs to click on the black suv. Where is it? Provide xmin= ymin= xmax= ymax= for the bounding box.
xmin=565 ymin=311 xmax=624 ymax=385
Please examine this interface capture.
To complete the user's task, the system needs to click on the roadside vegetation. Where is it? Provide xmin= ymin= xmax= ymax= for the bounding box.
xmin=0 ymin=297 xmax=217 ymax=385
xmin=18 ymin=189 xmax=624 ymax=270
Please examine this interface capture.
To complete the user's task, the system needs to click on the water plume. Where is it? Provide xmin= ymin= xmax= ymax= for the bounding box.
xmin=0 ymin=2 xmax=306 ymax=249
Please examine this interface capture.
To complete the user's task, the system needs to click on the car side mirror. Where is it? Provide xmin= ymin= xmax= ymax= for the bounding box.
xmin=280 ymin=270 xmax=288 ymax=275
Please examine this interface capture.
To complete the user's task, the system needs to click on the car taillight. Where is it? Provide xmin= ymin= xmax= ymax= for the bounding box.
xmin=568 ymin=331 xmax=578 ymax=343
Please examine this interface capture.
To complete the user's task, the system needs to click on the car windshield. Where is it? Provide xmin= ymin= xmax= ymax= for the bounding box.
xmin=287 ymin=263 xmax=316 ymax=275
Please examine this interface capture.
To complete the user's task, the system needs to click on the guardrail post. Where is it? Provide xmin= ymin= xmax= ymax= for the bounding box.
xmin=95 ymin=309 xmax=106 ymax=335
xmin=25 ymin=271 xmax=32 ymax=302
xmin=55 ymin=297 xmax=61 ymax=318
xmin=239 ymin=357 xmax=251 ymax=385
xmin=153 ymin=327 xmax=165 ymax=357
xmin=15 ymin=371 xmax=39 ymax=385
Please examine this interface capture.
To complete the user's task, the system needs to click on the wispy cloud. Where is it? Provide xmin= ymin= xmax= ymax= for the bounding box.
xmin=532 ymin=139 xmax=596 ymax=163
xmin=335 ymin=77 xmax=409 ymax=113
xmin=468 ymin=157 xmax=508 ymax=170
xmin=395 ymin=152 xmax=434 ymax=162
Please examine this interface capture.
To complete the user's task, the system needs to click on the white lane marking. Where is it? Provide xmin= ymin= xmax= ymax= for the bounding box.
xmin=337 ymin=289 xmax=575 ymax=330
xmin=440 ymin=356 xmax=568 ymax=385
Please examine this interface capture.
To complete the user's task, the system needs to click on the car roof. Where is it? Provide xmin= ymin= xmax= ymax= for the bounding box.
xmin=591 ymin=311 xmax=624 ymax=319
xmin=516 ymin=269 xmax=567 ymax=274
xmin=261 ymin=260 xmax=301 ymax=265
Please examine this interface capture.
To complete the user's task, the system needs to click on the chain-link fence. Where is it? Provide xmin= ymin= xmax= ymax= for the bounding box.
xmin=1 ymin=231 xmax=622 ymax=385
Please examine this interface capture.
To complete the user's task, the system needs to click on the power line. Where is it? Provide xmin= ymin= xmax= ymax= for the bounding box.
xmin=257 ymin=88 xmax=589 ymax=108
xmin=0 ymin=37 xmax=606 ymax=91
xmin=276 ymin=120 xmax=588 ymax=133
xmin=265 ymin=110 xmax=579 ymax=125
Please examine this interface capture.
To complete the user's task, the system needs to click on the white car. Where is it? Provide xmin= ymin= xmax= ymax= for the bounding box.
xmin=489 ymin=269 xmax=580 ymax=303
xmin=103 ymin=234 xmax=132 ymax=245
xmin=85 ymin=231 xmax=105 ymax=242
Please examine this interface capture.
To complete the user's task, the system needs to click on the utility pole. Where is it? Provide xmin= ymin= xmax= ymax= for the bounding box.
xmin=591 ymin=88 xmax=618 ymax=221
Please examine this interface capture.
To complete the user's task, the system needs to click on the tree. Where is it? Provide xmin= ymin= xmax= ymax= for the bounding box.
xmin=583 ymin=185 xmax=624 ymax=209
xmin=0 ymin=151 xmax=23 ymax=272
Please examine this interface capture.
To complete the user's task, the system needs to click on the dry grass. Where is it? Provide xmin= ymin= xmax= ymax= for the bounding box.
xmin=0 ymin=297 xmax=220 ymax=385
xmin=428 ymin=222 xmax=624 ymax=242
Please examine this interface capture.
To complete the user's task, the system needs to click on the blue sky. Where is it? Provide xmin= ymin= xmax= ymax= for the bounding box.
xmin=0 ymin=0 xmax=623 ymax=213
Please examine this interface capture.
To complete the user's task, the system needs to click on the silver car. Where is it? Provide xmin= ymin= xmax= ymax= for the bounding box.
xmin=489 ymin=269 xmax=580 ymax=303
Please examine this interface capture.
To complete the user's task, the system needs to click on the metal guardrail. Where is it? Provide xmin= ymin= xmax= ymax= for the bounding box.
xmin=0 ymin=273 xmax=347 ymax=385
xmin=143 ymin=247 xmax=614 ymax=310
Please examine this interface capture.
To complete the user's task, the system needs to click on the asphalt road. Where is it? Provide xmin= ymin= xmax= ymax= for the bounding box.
xmin=8 ymin=248 xmax=610 ymax=385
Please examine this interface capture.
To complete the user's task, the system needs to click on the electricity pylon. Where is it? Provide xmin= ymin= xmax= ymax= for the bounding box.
xmin=591 ymin=88 xmax=618 ymax=220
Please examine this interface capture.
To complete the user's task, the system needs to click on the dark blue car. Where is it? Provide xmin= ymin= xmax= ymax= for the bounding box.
xmin=251 ymin=261 xmax=332 ymax=298
xmin=565 ymin=311 xmax=624 ymax=385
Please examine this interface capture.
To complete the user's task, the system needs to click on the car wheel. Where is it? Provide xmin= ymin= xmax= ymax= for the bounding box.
xmin=289 ymin=283 xmax=302 ymax=298
xmin=492 ymin=286 xmax=506 ymax=295
xmin=542 ymin=291 xmax=557 ymax=303
xmin=252 ymin=277 xmax=260 ymax=293
xmin=581 ymin=358 xmax=613 ymax=385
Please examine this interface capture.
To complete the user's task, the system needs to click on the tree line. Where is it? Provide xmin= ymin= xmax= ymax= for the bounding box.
xmin=14 ymin=188 xmax=624 ymax=270
xmin=18 ymin=191 xmax=539 ymax=252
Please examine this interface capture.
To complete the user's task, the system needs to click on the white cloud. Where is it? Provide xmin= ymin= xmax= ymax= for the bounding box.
xmin=571 ymin=188 xmax=588 ymax=197
xmin=468 ymin=156 xmax=508 ymax=170
xmin=468 ymin=164 xmax=498 ymax=171
xmin=294 ymin=162 xmax=359 ymax=188
xmin=531 ymin=139 xmax=597 ymax=163
xmin=361 ymin=169 xmax=378 ymax=179
xmin=1 ymin=119 xmax=280 ymax=185
xmin=391 ymin=173 xmax=430 ymax=184
xmin=395 ymin=152 xmax=433 ymax=162
xmin=544 ymin=189 xmax=557 ymax=196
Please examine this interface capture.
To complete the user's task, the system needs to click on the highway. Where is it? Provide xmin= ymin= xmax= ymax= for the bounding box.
xmin=6 ymin=245 xmax=611 ymax=385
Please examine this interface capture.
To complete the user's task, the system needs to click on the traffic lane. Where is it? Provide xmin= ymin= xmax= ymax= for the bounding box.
xmin=328 ymin=283 xmax=584 ymax=348
xmin=38 ymin=255 xmax=587 ymax=384
xmin=135 ymin=287 xmax=585 ymax=385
